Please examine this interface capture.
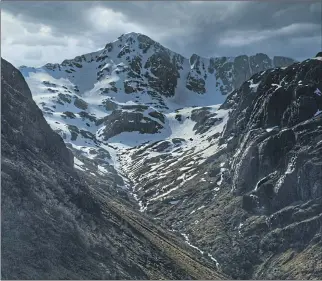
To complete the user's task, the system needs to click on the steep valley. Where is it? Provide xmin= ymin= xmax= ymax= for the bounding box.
xmin=2 ymin=32 xmax=322 ymax=279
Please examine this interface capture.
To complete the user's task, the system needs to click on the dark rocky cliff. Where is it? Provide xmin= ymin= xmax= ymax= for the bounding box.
xmin=214 ymin=55 xmax=322 ymax=279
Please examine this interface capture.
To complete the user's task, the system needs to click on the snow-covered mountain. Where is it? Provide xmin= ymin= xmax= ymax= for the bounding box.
xmin=20 ymin=32 xmax=295 ymax=106
xmin=6 ymin=30 xmax=322 ymax=280
xmin=18 ymin=30 xmax=299 ymax=227
xmin=18 ymin=32 xmax=295 ymax=186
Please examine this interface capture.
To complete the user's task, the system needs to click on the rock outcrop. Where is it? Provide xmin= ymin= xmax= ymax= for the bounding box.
xmin=98 ymin=108 xmax=165 ymax=140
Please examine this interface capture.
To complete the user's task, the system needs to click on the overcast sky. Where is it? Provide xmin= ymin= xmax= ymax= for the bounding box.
xmin=2 ymin=1 xmax=321 ymax=67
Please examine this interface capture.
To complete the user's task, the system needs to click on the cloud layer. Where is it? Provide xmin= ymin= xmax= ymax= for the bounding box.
xmin=2 ymin=1 xmax=321 ymax=67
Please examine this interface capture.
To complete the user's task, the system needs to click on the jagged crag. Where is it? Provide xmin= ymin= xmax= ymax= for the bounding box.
xmin=1 ymin=33 xmax=322 ymax=280
xmin=219 ymin=57 xmax=322 ymax=279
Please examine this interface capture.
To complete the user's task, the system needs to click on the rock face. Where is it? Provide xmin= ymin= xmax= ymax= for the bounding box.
xmin=98 ymin=107 xmax=165 ymax=140
xmin=222 ymin=59 xmax=322 ymax=202
xmin=214 ymin=57 xmax=322 ymax=279
xmin=1 ymin=58 xmax=227 ymax=280
xmin=2 ymin=59 xmax=74 ymax=168
xmin=116 ymin=57 xmax=322 ymax=280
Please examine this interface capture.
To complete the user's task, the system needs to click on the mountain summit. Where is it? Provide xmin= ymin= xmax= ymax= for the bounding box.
xmin=20 ymin=32 xmax=296 ymax=108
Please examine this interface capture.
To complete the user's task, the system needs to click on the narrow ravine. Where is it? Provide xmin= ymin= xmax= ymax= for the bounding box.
xmin=114 ymin=144 xmax=222 ymax=270
xmin=179 ymin=231 xmax=220 ymax=269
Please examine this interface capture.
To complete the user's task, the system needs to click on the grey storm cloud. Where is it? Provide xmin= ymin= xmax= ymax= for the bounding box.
xmin=23 ymin=49 xmax=43 ymax=60
xmin=1 ymin=1 xmax=321 ymax=67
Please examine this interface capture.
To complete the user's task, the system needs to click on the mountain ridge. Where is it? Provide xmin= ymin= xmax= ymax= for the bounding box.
xmin=19 ymin=31 xmax=296 ymax=101
xmin=21 ymin=32 xmax=297 ymax=69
